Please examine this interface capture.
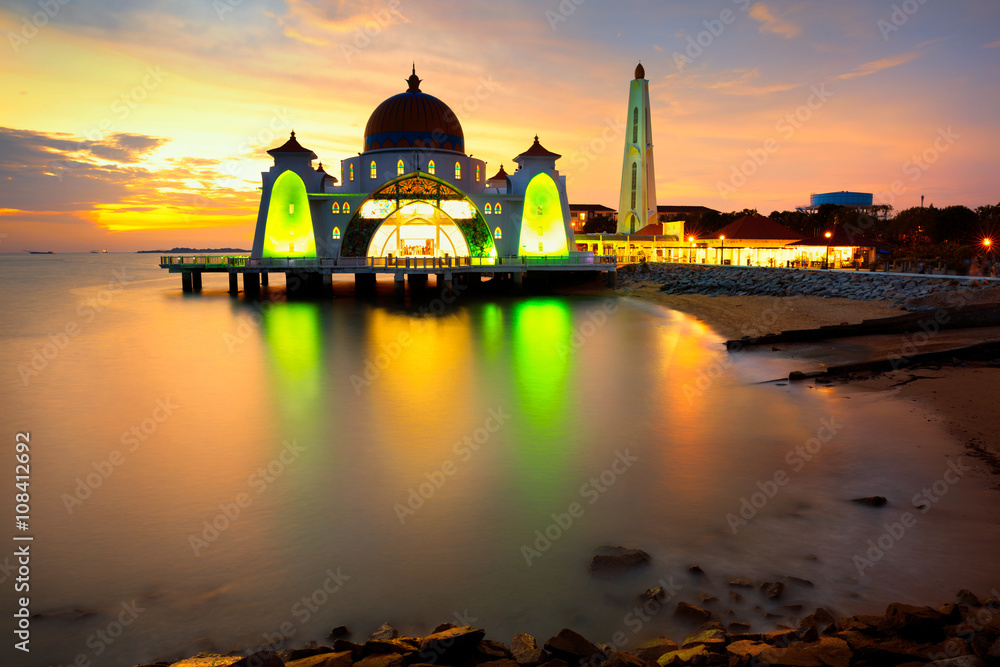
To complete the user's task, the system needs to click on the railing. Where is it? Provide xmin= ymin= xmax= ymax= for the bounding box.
xmin=160 ymin=255 xmax=617 ymax=269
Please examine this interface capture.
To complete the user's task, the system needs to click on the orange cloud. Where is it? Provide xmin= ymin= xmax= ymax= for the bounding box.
xmin=836 ymin=52 xmax=921 ymax=80
xmin=749 ymin=3 xmax=802 ymax=39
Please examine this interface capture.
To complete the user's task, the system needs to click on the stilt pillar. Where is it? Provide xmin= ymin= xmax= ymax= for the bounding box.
xmin=244 ymin=272 xmax=260 ymax=294
xmin=260 ymin=272 xmax=269 ymax=287
xmin=191 ymin=271 xmax=202 ymax=291
xmin=228 ymin=272 xmax=239 ymax=295
xmin=181 ymin=272 xmax=193 ymax=293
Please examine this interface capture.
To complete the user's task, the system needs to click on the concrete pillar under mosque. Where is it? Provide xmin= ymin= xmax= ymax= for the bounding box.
xmin=228 ymin=273 xmax=239 ymax=295
xmin=181 ymin=272 xmax=193 ymax=293
xmin=191 ymin=272 xmax=202 ymax=291
xmin=244 ymin=272 xmax=260 ymax=294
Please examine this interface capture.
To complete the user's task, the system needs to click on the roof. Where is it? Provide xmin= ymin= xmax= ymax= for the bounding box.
xmin=267 ymin=131 xmax=318 ymax=159
xmin=315 ymin=162 xmax=338 ymax=184
xmin=715 ymin=215 xmax=805 ymax=241
xmin=487 ymin=164 xmax=509 ymax=181
xmin=791 ymin=227 xmax=879 ymax=247
xmin=635 ymin=62 xmax=645 ymax=80
xmin=570 ymin=204 xmax=615 ymax=213
xmin=634 ymin=223 xmax=663 ymax=236
xmin=515 ymin=135 xmax=561 ymax=161
xmin=363 ymin=66 xmax=464 ymax=153
xmin=657 ymin=205 xmax=719 ymax=214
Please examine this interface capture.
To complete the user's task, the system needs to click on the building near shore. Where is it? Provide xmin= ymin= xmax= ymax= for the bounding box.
xmin=250 ymin=66 xmax=578 ymax=263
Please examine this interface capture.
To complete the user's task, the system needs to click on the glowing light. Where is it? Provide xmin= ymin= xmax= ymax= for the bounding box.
xmin=825 ymin=231 xmax=832 ymax=238
xmin=398 ymin=201 xmax=435 ymax=217
xmin=262 ymin=170 xmax=316 ymax=258
xmin=439 ymin=200 xmax=476 ymax=219
xmin=494 ymin=226 xmax=502 ymax=240
xmin=397 ymin=159 xmax=404 ymax=176
xmin=495 ymin=203 xmax=502 ymax=215
xmin=349 ymin=164 xmax=354 ymax=181
xmin=360 ymin=199 xmax=396 ymax=219
xmin=343 ymin=203 xmax=350 ymax=214
xmin=370 ymin=161 xmax=376 ymax=179
xmin=485 ymin=203 xmax=492 ymax=215
xmin=428 ymin=160 xmax=435 ymax=175
xmin=332 ymin=227 xmax=340 ymax=239
xmin=332 ymin=202 xmax=339 ymax=214
xmin=454 ymin=162 xmax=461 ymax=179
xmin=519 ymin=173 xmax=567 ymax=257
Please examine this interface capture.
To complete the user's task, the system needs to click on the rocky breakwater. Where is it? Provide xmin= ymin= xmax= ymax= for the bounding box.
xmin=615 ymin=264 xmax=997 ymax=308
xmin=140 ymin=589 xmax=1000 ymax=667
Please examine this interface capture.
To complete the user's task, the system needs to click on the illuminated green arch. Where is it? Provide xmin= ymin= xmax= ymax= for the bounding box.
xmin=519 ymin=172 xmax=568 ymax=257
xmin=263 ymin=170 xmax=316 ymax=258
xmin=340 ymin=172 xmax=496 ymax=258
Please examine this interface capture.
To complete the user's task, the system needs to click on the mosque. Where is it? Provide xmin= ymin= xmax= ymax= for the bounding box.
xmin=249 ymin=66 xmax=577 ymax=265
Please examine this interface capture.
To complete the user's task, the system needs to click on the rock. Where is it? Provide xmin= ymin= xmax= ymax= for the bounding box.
xmin=365 ymin=638 xmax=418 ymax=655
xmin=680 ymin=628 xmax=726 ymax=652
xmin=727 ymin=622 xmax=751 ymax=633
xmin=811 ymin=637 xmax=852 ymax=667
xmin=760 ymin=582 xmax=785 ymax=601
xmin=674 ymin=601 xmax=713 ymax=624
xmin=726 ymin=640 xmax=770 ymax=661
xmin=285 ymin=651 xmax=354 ymax=667
xmin=353 ymin=654 xmax=405 ymax=667
xmin=167 ymin=657 xmax=241 ymax=667
xmin=698 ymin=594 xmax=718 ymax=604
xmin=536 ymin=660 xmax=570 ymax=667
xmin=785 ymin=576 xmax=815 ymax=588
xmin=432 ymin=622 xmax=456 ymax=633
xmin=924 ymin=658 xmax=988 ymax=667
xmin=730 ymin=578 xmax=753 ymax=588
xmin=886 ymin=602 xmax=947 ymax=641
xmin=231 ymin=652 xmax=284 ymax=667
xmin=837 ymin=614 xmax=889 ymax=635
xmin=656 ymin=645 xmax=708 ymax=666
xmin=756 ymin=647 xmax=824 ymax=666
xmin=327 ymin=626 xmax=351 ymax=640
xmin=588 ymin=547 xmax=651 ymax=574
xmin=851 ymin=496 xmax=888 ymax=507
xmin=331 ymin=639 xmax=364 ymax=659
xmin=956 ymin=590 xmax=982 ymax=606
xmin=280 ymin=646 xmax=333 ymax=662
xmin=478 ymin=660 xmax=521 ymax=667
xmin=837 ymin=631 xmax=928 ymax=663
xmin=368 ymin=622 xmax=399 ymax=641
xmin=511 ymin=633 xmax=544 ymax=664
xmin=630 ymin=637 xmax=679 ymax=662
xmin=730 ymin=591 xmax=743 ymax=603
xmin=688 ymin=565 xmax=705 ymax=576
xmin=600 ymin=650 xmax=646 ymax=667
xmin=641 ymin=587 xmax=666 ymax=602
xmin=543 ymin=629 xmax=603 ymax=665
xmin=478 ymin=640 xmax=515 ymax=661
xmin=419 ymin=626 xmax=486 ymax=663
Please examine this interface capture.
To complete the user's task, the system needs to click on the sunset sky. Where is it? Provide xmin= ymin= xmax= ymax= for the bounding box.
xmin=1 ymin=0 xmax=998 ymax=251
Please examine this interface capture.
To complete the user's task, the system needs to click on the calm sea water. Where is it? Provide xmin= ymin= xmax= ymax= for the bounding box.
xmin=1 ymin=254 xmax=997 ymax=667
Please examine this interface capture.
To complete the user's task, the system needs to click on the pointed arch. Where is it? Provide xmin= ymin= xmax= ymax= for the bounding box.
xmin=518 ymin=172 xmax=568 ymax=257
xmin=370 ymin=161 xmax=377 ymax=179
xmin=494 ymin=227 xmax=502 ymax=240
xmin=332 ymin=227 xmax=341 ymax=240
xmin=485 ymin=203 xmax=492 ymax=215
xmin=428 ymin=159 xmax=435 ymax=175
xmin=263 ymin=170 xmax=316 ymax=258
xmin=349 ymin=163 xmax=355 ymax=181
xmin=632 ymin=107 xmax=638 ymax=144
xmin=495 ymin=203 xmax=502 ymax=215
xmin=454 ymin=162 xmax=461 ymax=179
xmin=343 ymin=202 xmax=350 ymax=214
xmin=397 ymin=159 xmax=404 ymax=176
xmin=332 ymin=202 xmax=339 ymax=214
xmin=630 ymin=162 xmax=637 ymax=210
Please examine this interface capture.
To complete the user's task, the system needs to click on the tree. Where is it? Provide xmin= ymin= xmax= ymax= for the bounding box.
xmin=931 ymin=205 xmax=977 ymax=244
xmin=887 ymin=206 xmax=937 ymax=246
xmin=581 ymin=214 xmax=616 ymax=234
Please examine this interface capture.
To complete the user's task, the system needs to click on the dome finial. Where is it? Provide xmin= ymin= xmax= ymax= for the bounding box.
xmin=406 ymin=65 xmax=421 ymax=93
xmin=290 ymin=129 xmax=296 ymax=138
xmin=634 ymin=62 xmax=645 ymax=80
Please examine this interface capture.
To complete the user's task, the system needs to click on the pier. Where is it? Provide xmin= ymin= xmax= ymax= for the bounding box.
xmin=159 ymin=254 xmax=618 ymax=295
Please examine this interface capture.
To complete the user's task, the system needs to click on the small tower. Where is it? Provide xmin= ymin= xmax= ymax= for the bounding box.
xmin=617 ymin=63 xmax=658 ymax=234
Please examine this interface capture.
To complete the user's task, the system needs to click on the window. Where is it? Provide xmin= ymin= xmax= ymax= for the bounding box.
xmin=630 ymin=163 xmax=637 ymax=210
xmin=454 ymin=162 xmax=461 ymax=179
xmin=332 ymin=202 xmax=339 ymax=214
xmin=397 ymin=159 xmax=404 ymax=176
xmin=349 ymin=164 xmax=354 ymax=181
xmin=476 ymin=165 xmax=480 ymax=182
xmin=428 ymin=160 xmax=435 ymax=175
xmin=289 ymin=204 xmax=294 ymax=215
xmin=370 ymin=161 xmax=376 ymax=179
xmin=495 ymin=203 xmax=501 ymax=215
xmin=332 ymin=227 xmax=341 ymax=240
xmin=580 ymin=212 xmax=586 ymax=221
xmin=343 ymin=202 xmax=350 ymax=214
xmin=485 ymin=203 xmax=491 ymax=215
xmin=632 ymin=107 xmax=638 ymax=144
xmin=494 ymin=227 xmax=502 ymax=240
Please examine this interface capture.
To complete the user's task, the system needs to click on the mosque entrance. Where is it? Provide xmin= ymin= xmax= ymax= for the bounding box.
xmin=366 ymin=202 xmax=470 ymax=258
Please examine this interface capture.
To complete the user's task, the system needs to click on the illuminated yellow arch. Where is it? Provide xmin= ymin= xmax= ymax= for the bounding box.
xmin=263 ymin=170 xmax=316 ymax=258
xmin=518 ymin=173 xmax=568 ymax=257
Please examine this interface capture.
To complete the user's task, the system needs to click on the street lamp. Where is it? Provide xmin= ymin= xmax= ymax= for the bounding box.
xmin=824 ymin=231 xmax=832 ymax=270
xmin=719 ymin=235 xmax=725 ymax=265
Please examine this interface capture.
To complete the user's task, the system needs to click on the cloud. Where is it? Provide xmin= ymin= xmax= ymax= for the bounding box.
xmin=748 ymin=3 xmax=802 ymax=39
xmin=984 ymin=40 xmax=1000 ymax=49
xmin=836 ymin=52 xmax=921 ymax=80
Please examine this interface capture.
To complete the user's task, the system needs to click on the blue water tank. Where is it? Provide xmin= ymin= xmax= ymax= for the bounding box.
xmin=810 ymin=191 xmax=873 ymax=207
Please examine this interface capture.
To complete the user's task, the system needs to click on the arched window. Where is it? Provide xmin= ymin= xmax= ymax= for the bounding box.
xmin=332 ymin=227 xmax=341 ymax=240
xmin=632 ymin=107 xmax=638 ymax=144
xmin=397 ymin=159 xmax=404 ymax=176
xmin=332 ymin=202 xmax=339 ymax=214
xmin=630 ymin=163 xmax=637 ymax=210
xmin=370 ymin=161 xmax=377 ymax=179
xmin=428 ymin=160 xmax=435 ymax=175
xmin=476 ymin=165 xmax=480 ymax=182
xmin=454 ymin=162 xmax=461 ymax=179
xmin=494 ymin=227 xmax=502 ymax=240
xmin=485 ymin=203 xmax=492 ymax=215
xmin=343 ymin=202 xmax=350 ymax=214
xmin=349 ymin=164 xmax=354 ymax=181
xmin=495 ymin=203 xmax=502 ymax=215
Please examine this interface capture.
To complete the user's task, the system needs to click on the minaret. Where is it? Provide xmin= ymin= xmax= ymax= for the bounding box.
xmin=617 ymin=62 xmax=658 ymax=234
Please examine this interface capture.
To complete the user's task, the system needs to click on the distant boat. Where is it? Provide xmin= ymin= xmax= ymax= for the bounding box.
xmin=89 ymin=250 xmax=109 ymax=253
xmin=26 ymin=251 xmax=54 ymax=254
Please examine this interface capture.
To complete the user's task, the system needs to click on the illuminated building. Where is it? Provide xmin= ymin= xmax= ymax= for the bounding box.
xmin=249 ymin=66 xmax=576 ymax=263
xmin=616 ymin=63 xmax=658 ymax=234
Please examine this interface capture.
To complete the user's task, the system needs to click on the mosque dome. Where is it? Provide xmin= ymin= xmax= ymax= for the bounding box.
xmin=363 ymin=66 xmax=465 ymax=153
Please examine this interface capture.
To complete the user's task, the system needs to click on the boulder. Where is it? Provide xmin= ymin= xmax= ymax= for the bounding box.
xmin=167 ymin=657 xmax=241 ymax=667
xmin=542 ymin=629 xmax=603 ymax=665
xmin=640 ymin=587 xmax=666 ymax=602
xmin=588 ymin=547 xmax=651 ymax=575
xmin=478 ymin=639 xmax=515 ymax=661
xmin=680 ymin=628 xmax=726 ymax=652
xmin=285 ymin=651 xmax=354 ymax=667
xmin=364 ymin=638 xmax=418 ymax=655
xmin=729 ymin=578 xmax=753 ymax=588
xmin=811 ymin=637 xmax=852 ymax=667
xmin=656 ymin=645 xmax=708 ymax=666
xmin=760 ymin=582 xmax=785 ymax=601
xmin=886 ymin=602 xmax=947 ymax=641
xmin=331 ymin=639 xmax=364 ymax=659
xmin=327 ymin=626 xmax=350 ymax=640
xmin=923 ymin=658 xmax=987 ymax=667
xmin=280 ymin=647 xmax=334 ymax=662
xmin=674 ymin=601 xmax=712 ymax=624
xmin=630 ymin=637 xmax=679 ymax=662
xmin=432 ymin=622 xmax=456 ymax=633
xmin=756 ymin=647 xmax=824 ymax=667
xmin=956 ymin=590 xmax=982 ymax=606
xmin=353 ymin=654 xmax=405 ymax=667
xmin=727 ymin=640 xmax=770 ymax=662
xmin=230 ymin=652 xmax=284 ymax=667
xmin=368 ymin=623 xmax=399 ymax=641
xmin=419 ymin=626 xmax=486 ymax=663
xmin=837 ymin=631 xmax=928 ymax=663
xmin=511 ymin=633 xmax=548 ymax=667
xmin=600 ymin=650 xmax=645 ymax=667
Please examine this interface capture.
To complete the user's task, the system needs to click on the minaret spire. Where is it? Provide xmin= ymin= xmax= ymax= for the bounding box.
xmin=617 ymin=63 xmax=658 ymax=234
